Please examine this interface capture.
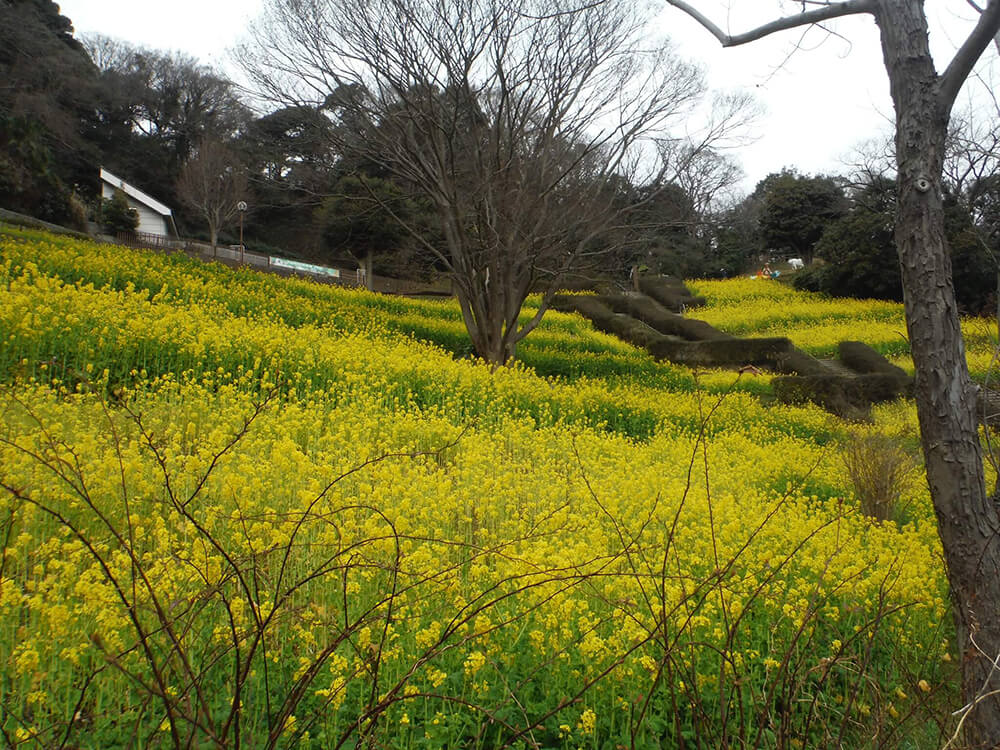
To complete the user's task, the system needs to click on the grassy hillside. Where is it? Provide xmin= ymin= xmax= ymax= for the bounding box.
xmin=0 ymin=228 xmax=991 ymax=747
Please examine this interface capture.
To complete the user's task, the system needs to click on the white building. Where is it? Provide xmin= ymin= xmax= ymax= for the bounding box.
xmin=99 ymin=167 xmax=177 ymax=237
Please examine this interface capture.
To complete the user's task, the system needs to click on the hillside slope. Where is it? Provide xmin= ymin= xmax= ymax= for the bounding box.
xmin=0 ymin=228 xmax=978 ymax=747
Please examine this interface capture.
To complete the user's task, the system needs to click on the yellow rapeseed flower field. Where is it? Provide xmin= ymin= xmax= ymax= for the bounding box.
xmin=0 ymin=229 xmax=993 ymax=747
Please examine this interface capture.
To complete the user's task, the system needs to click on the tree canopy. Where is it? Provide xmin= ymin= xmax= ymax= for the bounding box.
xmin=239 ymin=0 xmax=750 ymax=364
xmin=0 ymin=0 xmax=98 ymax=221
xmin=756 ymin=170 xmax=847 ymax=263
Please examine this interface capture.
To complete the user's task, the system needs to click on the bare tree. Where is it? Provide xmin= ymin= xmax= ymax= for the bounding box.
xmin=841 ymin=133 xmax=896 ymax=194
xmin=842 ymin=102 xmax=1000 ymax=224
xmin=947 ymin=101 xmax=1000 ymax=341
xmin=966 ymin=0 xmax=1000 ymax=54
xmin=238 ymin=0 xmax=750 ymax=366
xmin=80 ymin=33 xmax=137 ymax=73
xmin=673 ymin=147 xmax=745 ymax=224
xmin=664 ymin=1 xmax=1000 ymax=744
xmin=177 ymin=138 xmax=249 ymax=252
xmin=946 ymin=107 xmax=1000 ymax=198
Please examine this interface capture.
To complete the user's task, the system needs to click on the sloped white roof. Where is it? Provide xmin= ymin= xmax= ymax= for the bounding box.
xmin=99 ymin=167 xmax=172 ymax=217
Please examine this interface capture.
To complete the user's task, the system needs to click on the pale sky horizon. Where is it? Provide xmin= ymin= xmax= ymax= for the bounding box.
xmin=57 ymin=0 xmax=998 ymax=194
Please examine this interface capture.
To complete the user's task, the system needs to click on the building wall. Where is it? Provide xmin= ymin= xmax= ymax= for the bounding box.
xmin=132 ymin=203 xmax=169 ymax=236
xmin=101 ymin=184 xmax=169 ymax=237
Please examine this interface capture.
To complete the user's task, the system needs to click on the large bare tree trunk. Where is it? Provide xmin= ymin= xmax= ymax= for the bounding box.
xmin=454 ymin=271 xmax=528 ymax=366
xmin=663 ymin=0 xmax=1000 ymax=742
xmin=878 ymin=5 xmax=1000 ymax=744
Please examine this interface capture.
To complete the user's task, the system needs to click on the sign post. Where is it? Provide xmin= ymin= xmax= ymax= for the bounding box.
xmin=237 ymin=201 xmax=247 ymax=264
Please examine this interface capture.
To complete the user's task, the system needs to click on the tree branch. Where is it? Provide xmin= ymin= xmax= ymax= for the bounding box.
xmin=965 ymin=0 xmax=1000 ymax=52
xmin=663 ymin=0 xmax=875 ymax=47
xmin=940 ymin=0 xmax=1000 ymax=110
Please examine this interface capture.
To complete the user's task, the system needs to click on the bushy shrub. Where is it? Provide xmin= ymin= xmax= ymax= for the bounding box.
xmin=812 ymin=209 xmax=901 ymax=301
xmin=789 ymin=263 xmax=826 ymax=293
xmin=66 ymin=191 xmax=89 ymax=232
xmin=948 ymin=213 xmax=996 ymax=317
xmin=803 ymin=182 xmax=995 ymax=314
xmin=101 ymin=189 xmax=139 ymax=234
xmin=841 ymin=429 xmax=920 ymax=523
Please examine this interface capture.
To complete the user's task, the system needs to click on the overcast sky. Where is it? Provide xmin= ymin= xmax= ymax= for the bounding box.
xmin=58 ymin=0 xmax=998 ymax=192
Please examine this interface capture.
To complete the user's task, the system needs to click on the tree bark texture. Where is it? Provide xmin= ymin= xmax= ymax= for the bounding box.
xmin=662 ymin=0 xmax=1000 ymax=742
xmin=453 ymin=264 xmax=530 ymax=366
xmin=875 ymin=2 xmax=1000 ymax=745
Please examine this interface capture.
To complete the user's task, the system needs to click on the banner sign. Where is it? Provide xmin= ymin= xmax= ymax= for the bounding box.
xmin=270 ymin=257 xmax=341 ymax=278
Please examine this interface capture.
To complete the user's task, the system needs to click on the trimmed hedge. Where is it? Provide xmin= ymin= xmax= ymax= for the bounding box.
xmin=600 ymin=294 xmax=732 ymax=341
xmin=776 ymin=348 xmax=836 ymax=377
xmin=773 ymin=373 xmax=910 ymax=420
xmin=554 ymin=294 xmax=832 ymax=377
xmin=838 ymin=341 xmax=911 ymax=383
xmin=551 ymin=295 xmax=667 ymax=349
xmin=638 ymin=275 xmax=706 ymax=312
xmin=555 ymin=289 xmax=920 ymax=421
xmin=649 ymin=336 xmax=798 ymax=370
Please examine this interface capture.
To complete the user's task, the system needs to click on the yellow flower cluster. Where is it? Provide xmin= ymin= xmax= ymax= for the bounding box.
xmin=0 ymin=231 xmax=973 ymax=746
xmin=0 ymin=242 xmax=840 ymax=444
xmin=688 ymin=278 xmax=997 ymax=377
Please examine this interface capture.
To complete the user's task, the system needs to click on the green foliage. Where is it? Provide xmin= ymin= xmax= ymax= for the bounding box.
xmin=972 ymin=174 xmax=1000 ymax=247
xmin=788 ymin=263 xmax=825 ymax=294
xmin=320 ymin=175 xmax=416 ymax=268
xmin=710 ymin=197 xmax=762 ymax=277
xmin=237 ymin=104 xmax=340 ymax=251
xmin=0 ymin=1 xmax=98 ymax=220
xmin=809 ymin=206 xmax=901 ymax=301
xmin=611 ymin=181 xmax=737 ymax=281
xmin=101 ymin=189 xmax=139 ymax=234
xmin=798 ymin=178 xmax=996 ymax=314
xmin=946 ymin=193 xmax=996 ymax=317
xmin=0 ymin=116 xmax=73 ymax=223
xmin=757 ymin=170 xmax=848 ymax=263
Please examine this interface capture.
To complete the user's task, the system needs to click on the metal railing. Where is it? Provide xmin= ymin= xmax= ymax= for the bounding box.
xmin=115 ymin=231 xmax=362 ymax=286
xmin=4 ymin=218 xmax=445 ymax=295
